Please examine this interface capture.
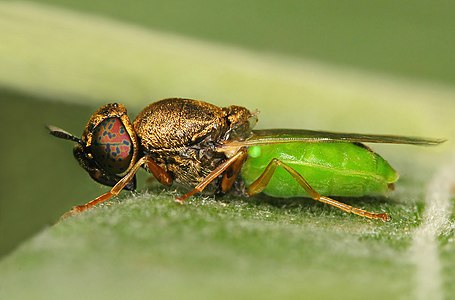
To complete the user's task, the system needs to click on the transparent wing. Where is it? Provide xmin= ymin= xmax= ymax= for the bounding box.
xmin=223 ymin=129 xmax=445 ymax=147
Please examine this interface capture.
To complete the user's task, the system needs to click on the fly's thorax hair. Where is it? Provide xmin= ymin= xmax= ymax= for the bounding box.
xmin=133 ymin=98 xmax=256 ymax=151
xmin=133 ymin=98 xmax=232 ymax=150
xmin=131 ymin=98 xmax=255 ymax=189
xmin=146 ymin=144 xmax=225 ymax=189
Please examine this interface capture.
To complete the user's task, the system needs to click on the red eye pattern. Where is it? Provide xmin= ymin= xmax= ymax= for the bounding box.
xmin=91 ymin=117 xmax=133 ymax=174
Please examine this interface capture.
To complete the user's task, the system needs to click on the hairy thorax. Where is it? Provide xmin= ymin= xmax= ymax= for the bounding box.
xmin=133 ymin=98 xmax=253 ymax=188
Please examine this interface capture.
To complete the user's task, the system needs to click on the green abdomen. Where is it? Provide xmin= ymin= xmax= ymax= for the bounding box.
xmin=241 ymin=143 xmax=398 ymax=198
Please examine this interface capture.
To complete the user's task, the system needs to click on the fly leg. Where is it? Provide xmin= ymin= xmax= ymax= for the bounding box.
xmin=220 ymin=149 xmax=248 ymax=193
xmin=176 ymin=148 xmax=248 ymax=203
xmin=144 ymin=156 xmax=173 ymax=186
xmin=61 ymin=156 xmax=172 ymax=220
xmin=247 ymin=158 xmax=390 ymax=221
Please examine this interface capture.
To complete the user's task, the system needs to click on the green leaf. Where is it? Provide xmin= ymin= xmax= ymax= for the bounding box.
xmin=0 ymin=192 xmax=420 ymax=300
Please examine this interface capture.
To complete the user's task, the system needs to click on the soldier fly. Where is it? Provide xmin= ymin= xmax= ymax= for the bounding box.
xmin=48 ymin=98 xmax=444 ymax=221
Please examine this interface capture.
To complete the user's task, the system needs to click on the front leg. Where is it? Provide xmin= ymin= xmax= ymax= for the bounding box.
xmin=61 ymin=156 xmax=173 ymax=220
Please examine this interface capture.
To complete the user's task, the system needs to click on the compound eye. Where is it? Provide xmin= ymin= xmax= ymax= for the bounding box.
xmin=91 ymin=117 xmax=133 ymax=174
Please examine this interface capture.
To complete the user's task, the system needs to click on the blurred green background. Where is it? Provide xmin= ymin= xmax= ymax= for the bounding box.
xmin=1 ymin=1 xmax=454 ymax=299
